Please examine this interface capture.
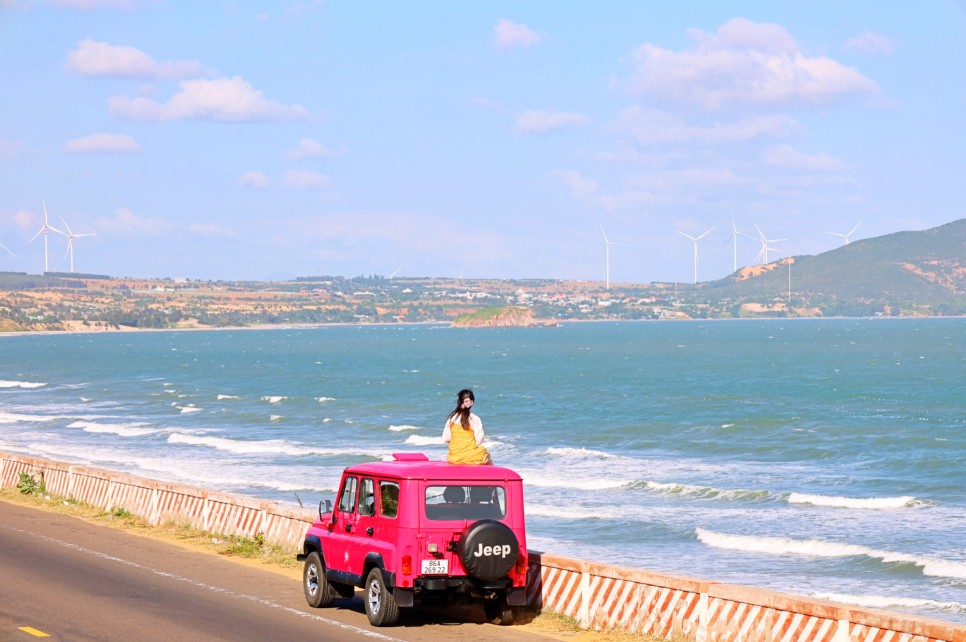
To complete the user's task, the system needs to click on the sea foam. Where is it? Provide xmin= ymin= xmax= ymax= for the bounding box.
xmin=404 ymin=434 xmax=446 ymax=446
xmin=165 ymin=432 xmax=385 ymax=458
xmin=0 ymin=380 xmax=47 ymax=389
xmin=815 ymin=593 xmax=966 ymax=615
xmin=67 ymin=420 xmax=158 ymax=437
xmin=788 ymin=493 xmax=920 ymax=510
xmin=695 ymin=528 xmax=966 ymax=580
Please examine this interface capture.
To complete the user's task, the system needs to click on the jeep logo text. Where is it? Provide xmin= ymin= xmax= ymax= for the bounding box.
xmin=473 ymin=543 xmax=512 ymax=558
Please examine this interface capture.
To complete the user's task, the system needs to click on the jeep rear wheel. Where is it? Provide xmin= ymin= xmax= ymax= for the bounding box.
xmin=303 ymin=551 xmax=334 ymax=608
xmin=364 ymin=567 xmax=400 ymax=627
xmin=458 ymin=520 xmax=519 ymax=581
xmin=483 ymin=595 xmax=515 ymax=625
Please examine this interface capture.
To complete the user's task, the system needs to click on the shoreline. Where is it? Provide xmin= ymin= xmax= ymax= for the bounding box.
xmin=3 ymin=314 xmax=964 ymax=338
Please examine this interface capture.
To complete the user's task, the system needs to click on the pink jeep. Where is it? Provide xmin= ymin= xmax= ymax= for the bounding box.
xmin=298 ymin=453 xmax=528 ymax=627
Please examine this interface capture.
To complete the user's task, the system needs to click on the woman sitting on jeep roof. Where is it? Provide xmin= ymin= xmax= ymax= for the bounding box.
xmin=442 ymin=389 xmax=492 ymax=465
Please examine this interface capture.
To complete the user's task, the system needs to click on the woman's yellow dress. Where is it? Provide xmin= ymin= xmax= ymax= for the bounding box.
xmin=446 ymin=420 xmax=491 ymax=465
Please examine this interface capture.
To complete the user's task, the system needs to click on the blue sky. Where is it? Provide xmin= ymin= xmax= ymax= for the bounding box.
xmin=1 ymin=1 xmax=964 ymax=283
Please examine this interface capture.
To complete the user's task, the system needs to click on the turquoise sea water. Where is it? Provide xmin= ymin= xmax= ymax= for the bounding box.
xmin=2 ymin=319 xmax=965 ymax=623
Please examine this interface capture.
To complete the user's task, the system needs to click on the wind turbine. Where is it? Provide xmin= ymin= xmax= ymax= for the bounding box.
xmin=29 ymin=200 xmax=63 ymax=274
xmin=676 ymin=227 xmax=714 ymax=284
xmin=59 ymin=217 xmax=95 ymax=273
xmin=753 ymin=224 xmax=786 ymax=265
xmin=827 ymin=222 xmax=861 ymax=246
xmin=388 ymin=267 xmax=401 ymax=280
xmin=599 ymin=224 xmax=628 ymax=289
xmin=729 ymin=216 xmax=754 ymax=273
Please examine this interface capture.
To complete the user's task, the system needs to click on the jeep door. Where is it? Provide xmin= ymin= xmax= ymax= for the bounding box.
xmin=353 ymin=477 xmax=397 ymax=572
xmin=326 ymin=474 xmax=360 ymax=581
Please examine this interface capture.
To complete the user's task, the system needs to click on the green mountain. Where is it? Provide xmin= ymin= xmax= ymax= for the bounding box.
xmin=704 ymin=218 xmax=966 ymax=316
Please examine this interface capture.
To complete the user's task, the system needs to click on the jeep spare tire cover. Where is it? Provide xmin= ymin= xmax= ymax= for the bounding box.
xmin=459 ymin=520 xmax=519 ymax=581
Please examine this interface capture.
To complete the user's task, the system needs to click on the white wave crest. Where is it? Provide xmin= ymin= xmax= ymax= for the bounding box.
xmin=404 ymin=435 xmax=446 ymax=446
xmin=788 ymin=493 xmax=919 ymax=510
xmin=522 ymin=470 xmax=630 ymax=490
xmin=526 ymin=504 xmax=586 ymax=519
xmin=67 ymin=420 xmax=157 ymax=437
xmin=261 ymin=395 xmax=287 ymax=404
xmin=0 ymin=380 xmax=47 ymax=389
xmin=178 ymin=405 xmax=202 ymax=414
xmin=645 ymin=481 xmax=771 ymax=501
xmin=389 ymin=424 xmax=421 ymax=432
xmin=0 ymin=411 xmax=58 ymax=423
xmin=317 ymin=397 xmax=336 ymax=402
xmin=695 ymin=528 xmax=966 ymax=580
xmin=544 ymin=446 xmax=617 ymax=459
xmin=165 ymin=433 xmax=380 ymax=458
xmin=216 ymin=394 xmax=239 ymax=400
xmin=270 ymin=415 xmax=284 ymax=422
xmin=815 ymin=593 xmax=966 ymax=614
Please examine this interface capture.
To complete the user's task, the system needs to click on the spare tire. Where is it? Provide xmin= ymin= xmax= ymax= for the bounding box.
xmin=458 ymin=520 xmax=519 ymax=581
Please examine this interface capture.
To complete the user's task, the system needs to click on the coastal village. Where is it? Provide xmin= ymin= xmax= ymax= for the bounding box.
xmin=0 ymin=270 xmax=811 ymax=333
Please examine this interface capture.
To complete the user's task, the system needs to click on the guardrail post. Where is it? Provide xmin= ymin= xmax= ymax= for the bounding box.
xmin=696 ymin=590 xmax=709 ymax=642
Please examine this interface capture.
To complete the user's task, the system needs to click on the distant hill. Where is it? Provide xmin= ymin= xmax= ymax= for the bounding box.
xmin=704 ymin=218 xmax=966 ymax=315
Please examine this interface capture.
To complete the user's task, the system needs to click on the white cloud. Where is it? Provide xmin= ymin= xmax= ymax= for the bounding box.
xmin=0 ymin=138 xmax=24 ymax=159
xmin=96 ymin=208 xmax=233 ymax=237
xmin=10 ymin=208 xmax=35 ymax=230
xmin=284 ymin=169 xmax=330 ymax=188
xmin=516 ymin=110 xmax=588 ymax=133
xmin=493 ymin=19 xmax=540 ymax=50
xmin=54 ymin=0 xmax=135 ymax=9
xmin=63 ymin=132 xmax=140 ymax=154
xmin=238 ymin=171 xmax=269 ymax=188
xmin=555 ymin=170 xmax=598 ymax=198
xmin=286 ymin=138 xmax=336 ymax=159
xmin=761 ymin=144 xmax=848 ymax=171
xmin=109 ymin=76 xmax=309 ymax=122
xmin=845 ymin=32 xmax=895 ymax=55
xmin=623 ymin=17 xmax=880 ymax=110
xmin=611 ymin=107 xmax=802 ymax=145
xmin=66 ymin=39 xmax=205 ymax=78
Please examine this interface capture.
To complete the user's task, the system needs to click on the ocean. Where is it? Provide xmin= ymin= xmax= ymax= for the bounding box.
xmin=1 ymin=319 xmax=964 ymax=624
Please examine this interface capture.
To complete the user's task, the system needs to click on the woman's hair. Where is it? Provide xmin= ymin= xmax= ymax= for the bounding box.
xmin=448 ymin=388 xmax=475 ymax=429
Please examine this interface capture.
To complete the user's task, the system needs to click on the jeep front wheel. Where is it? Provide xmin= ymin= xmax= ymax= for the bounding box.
xmin=303 ymin=551 xmax=334 ymax=608
xmin=364 ymin=567 xmax=401 ymax=627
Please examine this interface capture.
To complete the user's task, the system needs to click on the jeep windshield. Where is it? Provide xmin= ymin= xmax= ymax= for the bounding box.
xmin=425 ymin=485 xmax=506 ymax=521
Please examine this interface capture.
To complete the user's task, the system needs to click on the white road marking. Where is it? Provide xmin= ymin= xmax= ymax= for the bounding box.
xmin=6 ymin=525 xmax=403 ymax=642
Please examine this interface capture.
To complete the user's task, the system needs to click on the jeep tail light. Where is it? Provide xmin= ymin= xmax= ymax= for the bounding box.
xmin=515 ymin=553 xmax=528 ymax=577
xmin=402 ymin=554 xmax=412 ymax=576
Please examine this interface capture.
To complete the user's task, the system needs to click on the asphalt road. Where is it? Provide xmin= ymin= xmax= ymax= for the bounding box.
xmin=0 ymin=500 xmax=558 ymax=642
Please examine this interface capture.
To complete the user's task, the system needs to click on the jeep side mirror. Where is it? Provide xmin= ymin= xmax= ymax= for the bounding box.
xmin=319 ymin=499 xmax=332 ymax=520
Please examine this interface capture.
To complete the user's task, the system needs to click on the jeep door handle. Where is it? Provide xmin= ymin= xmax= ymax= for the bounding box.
xmin=344 ymin=524 xmax=352 ymax=532
xmin=366 ymin=527 xmax=374 ymax=536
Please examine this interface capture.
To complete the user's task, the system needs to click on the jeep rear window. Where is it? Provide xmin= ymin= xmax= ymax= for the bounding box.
xmin=425 ymin=485 xmax=506 ymax=521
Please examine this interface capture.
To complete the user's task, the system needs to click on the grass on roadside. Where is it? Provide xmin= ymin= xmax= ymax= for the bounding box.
xmin=0 ymin=486 xmax=299 ymax=569
xmin=3 ymin=485 xmax=672 ymax=641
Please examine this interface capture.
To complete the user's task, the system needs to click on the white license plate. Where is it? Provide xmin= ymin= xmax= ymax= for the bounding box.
xmin=421 ymin=559 xmax=449 ymax=575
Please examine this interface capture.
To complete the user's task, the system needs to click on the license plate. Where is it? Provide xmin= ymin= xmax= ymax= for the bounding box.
xmin=421 ymin=559 xmax=449 ymax=575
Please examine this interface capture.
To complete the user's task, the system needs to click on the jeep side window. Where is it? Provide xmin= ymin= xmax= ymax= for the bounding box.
xmin=337 ymin=476 xmax=358 ymax=513
xmin=359 ymin=478 xmax=376 ymax=517
xmin=379 ymin=481 xmax=399 ymax=518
